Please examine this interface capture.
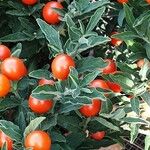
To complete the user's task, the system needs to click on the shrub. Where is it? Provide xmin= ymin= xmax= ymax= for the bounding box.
xmin=0 ymin=0 xmax=150 ymax=149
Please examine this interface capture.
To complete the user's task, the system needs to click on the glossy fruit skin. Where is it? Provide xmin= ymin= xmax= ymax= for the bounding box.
xmin=111 ymin=32 xmax=123 ymax=46
xmin=28 ymin=96 xmax=53 ymax=114
xmin=90 ymin=131 xmax=105 ymax=141
xmin=79 ymin=99 xmax=101 ymax=117
xmin=1 ymin=57 xmax=27 ymax=81
xmin=106 ymin=81 xmax=122 ymax=93
xmin=90 ymin=79 xmax=109 ymax=90
xmin=137 ymin=59 xmax=144 ymax=68
xmin=51 ymin=54 xmax=75 ymax=80
xmin=0 ymin=74 xmax=11 ymax=97
xmin=22 ymin=0 xmax=37 ymax=5
xmin=42 ymin=1 xmax=63 ymax=24
xmin=102 ymin=59 xmax=117 ymax=74
xmin=0 ymin=45 xmax=11 ymax=61
xmin=38 ymin=78 xmax=55 ymax=86
xmin=117 ymin=0 xmax=128 ymax=4
xmin=0 ymin=131 xmax=13 ymax=150
xmin=25 ymin=130 xmax=51 ymax=150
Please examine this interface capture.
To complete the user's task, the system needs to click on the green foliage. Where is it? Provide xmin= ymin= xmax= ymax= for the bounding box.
xmin=0 ymin=0 xmax=150 ymax=150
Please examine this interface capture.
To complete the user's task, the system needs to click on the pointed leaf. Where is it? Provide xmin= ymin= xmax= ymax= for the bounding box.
xmin=36 ymin=18 xmax=63 ymax=52
xmin=29 ymin=69 xmax=52 ymax=80
xmin=80 ymin=70 xmax=100 ymax=87
xmin=76 ymin=57 xmax=107 ymax=73
xmin=24 ymin=117 xmax=46 ymax=137
xmin=94 ymin=117 xmax=120 ymax=131
xmin=130 ymin=98 xmax=140 ymax=115
xmin=86 ymin=7 xmax=105 ymax=32
xmin=123 ymin=4 xmax=135 ymax=28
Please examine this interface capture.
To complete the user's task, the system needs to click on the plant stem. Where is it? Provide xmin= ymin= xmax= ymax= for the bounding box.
xmin=83 ymin=117 xmax=91 ymax=131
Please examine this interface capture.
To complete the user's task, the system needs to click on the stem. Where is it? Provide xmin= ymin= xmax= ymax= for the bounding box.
xmin=11 ymin=81 xmax=21 ymax=99
xmin=83 ymin=117 xmax=91 ymax=131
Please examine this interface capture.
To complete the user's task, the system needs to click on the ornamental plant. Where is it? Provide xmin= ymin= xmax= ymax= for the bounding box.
xmin=0 ymin=0 xmax=150 ymax=150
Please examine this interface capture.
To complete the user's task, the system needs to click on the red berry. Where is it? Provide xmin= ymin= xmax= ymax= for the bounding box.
xmin=38 ymin=78 xmax=55 ymax=86
xmin=117 ymin=0 xmax=128 ymax=4
xmin=102 ymin=59 xmax=117 ymax=74
xmin=0 ymin=45 xmax=11 ymax=61
xmin=90 ymin=131 xmax=105 ymax=141
xmin=106 ymin=81 xmax=122 ymax=93
xmin=111 ymin=32 xmax=123 ymax=46
xmin=79 ymin=99 xmax=101 ymax=117
xmin=42 ymin=1 xmax=63 ymax=24
xmin=90 ymin=79 xmax=109 ymax=90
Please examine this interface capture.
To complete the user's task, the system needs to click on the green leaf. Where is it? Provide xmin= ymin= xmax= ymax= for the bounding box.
xmin=24 ymin=117 xmax=46 ymax=137
xmin=52 ymin=8 xmax=66 ymax=17
xmin=81 ymin=89 xmax=107 ymax=101
xmin=29 ymin=69 xmax=52 ymax=80
xmin=86 ymin=7 xmax=105 ymax=32
xmin=57 ymin=115 xmax=82 ymax=132
xmin=0 ymin=98 xmax=19 ymax=111
xmin=117 ymin=62 xmax=135 ymax=75
xmin=17 ymin=77 xmax=37 ymax=91
xmin=76 ymin=0 xmax=90 ymax=12
xmin=41 ymin=114 xmax=57 ymax=130
xmin=65 ymin=14 xmax=75 ymax=27
xmin=60 ymin=143 xmax=72 ymax=150
xmin=69 ymin=27 xmax=81 ymax=42
xmin=1 ymin=143 xmax=7 ymax=150
xmin=121 ymin=117 xmax=147 ymax=124
xmin=100 ymin=99 xmax=113 ymax=114
xmin=83 ymin=0 xmax=109 ymax=14
xmin=145 ymin=135 xmax=150 ymax=150
xmin=11 ymin=43 xmax=22 ymax=57
xmin=6 ymin=10 xmax=29 ymax=16
xmin=76 ymin=57 xmax=107 ymax=73
xmin=61 ymin=96 xmax=91 ymax=105
xmin=0 ymin=120 xmax=22 ymax=142
xmin=133 ymin=10 xmax=150 ymax=28
xmin=18 ymin=17 xmax=36 ymax=32
xmin=78 ymin=20 xmax=85 ymax=34
xmin=0 ymin=32 xmax=31 ymax=42
xmin=65 ymin=15 xmax=81 ymax=42
xmin=141 ymin=92 xmax=150 ymax=107
xmin=123 ymin=4 xmax=135 ymax=28
xmin=78 ymin=36 xmax=110 ymax=53
xmin=111 ymin=108 xmax=126 ymax=120
xmin=65 ymin=39 xmax=79 ymax=55
xmin=36 ymin=18 xmax=63 ymax=53
xmin=130 ymin=124 xmax=139 ymax=143
xmin=66 ymin=133 xmax=86 ymax=149
xmin=118 ymin=9 xmax=125 ymax=26
xmin=93 ymin=117 xmax=120 ymax=131
xmin=145 ymin=43 xmax=150 ymax=59
xmin=7 ymin=1 xmax=25 ymax=10
xmin=80 ymin=70 xmax=100 ymax=87
xmin=51 ymin=131 xmax=66 ymax=143
xmin=69 ymin=67 xmax=79 ymax=87
xmin=111 ymin=31 xmax=139 ymax=41
xmin=110 ymin=74 xmax=134 ymax=92
xmin=17 ymin=111 xmax=26 ymax=133
xmin=31 ymin=85 xmax=59 ymax=100
xmin=60 ymin=103 xmax=82 ymax=113
xmin=51 ymin=144 xmax=62 ymax=150
xmin=130 ymin=98 xmax=140 ymax=115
